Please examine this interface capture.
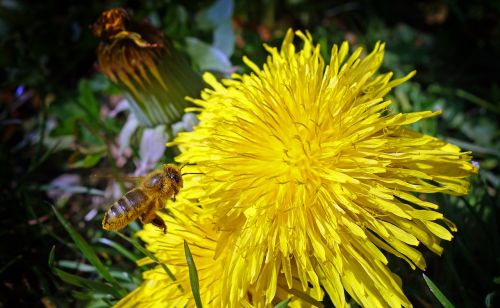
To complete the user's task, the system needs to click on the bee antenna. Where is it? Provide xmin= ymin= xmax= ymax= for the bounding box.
xmin=181 ymin=172 xmax=204 ymax=176
xmin=179 ymin=163 xmax=197 ymax=171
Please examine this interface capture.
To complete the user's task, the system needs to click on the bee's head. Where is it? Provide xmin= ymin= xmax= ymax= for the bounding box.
xmin=168 ymin=170 xmax=181 ymax=184
xmin=163 ymin=164 xmax=183 ymax=188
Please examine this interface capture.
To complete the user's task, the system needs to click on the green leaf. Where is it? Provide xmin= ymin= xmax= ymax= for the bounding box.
xmin=89 ymin=73 xmax=116 ymax=94
xmin=52 ymin=205 xmax=127 ymax=297
xmin=77 ymin=79 xmax=100 ymax=120
xmin=274 ymin=298 xmax=291 ymax=308
xmin=185 ymin=37 xmax=231 ymax=72
xmin=195 ymin=0 xmax=233 ymax=30
xmin=485 ymin=291 xmax=497 ymax=308
xmin=184 ymin=240 xmax=202 ymax=308
xmin=423 ymin=273 xmax=455 ymax=308
xmin=68 ymin=153 xmax=103 ymax=169
xmin=213 ymin=19 xmax=234 ymax=57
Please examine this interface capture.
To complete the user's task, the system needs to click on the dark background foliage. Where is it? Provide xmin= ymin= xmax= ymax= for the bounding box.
xmin=1 ymin=0 xmax=499 ymax=307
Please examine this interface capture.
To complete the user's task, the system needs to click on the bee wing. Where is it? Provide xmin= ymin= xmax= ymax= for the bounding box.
xmin=119 ymin=175 xmax=143 ymax=183
xmin=91 ymin=172 xmax=144 ymax=183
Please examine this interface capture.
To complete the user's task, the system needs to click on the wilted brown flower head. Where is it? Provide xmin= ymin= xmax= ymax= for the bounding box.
xmin=91 ymin=8 xmax=128 ymax=40
xmin=92 ymin=8 xmax=202 ymax=127
xmin=92 ymin=8 xmax=166 ymax=86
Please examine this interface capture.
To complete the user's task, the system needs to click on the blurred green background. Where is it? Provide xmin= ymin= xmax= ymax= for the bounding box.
xmin=1 ymin=0 xmax=499 ymax=307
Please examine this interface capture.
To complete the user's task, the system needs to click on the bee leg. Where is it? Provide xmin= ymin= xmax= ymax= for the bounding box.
xmin=139 ymin=202 xmax=166 ymax=234
xmin=150 ymin=216 xmax=167 ymax=234
xmin=171 ymin=194 xmax=176 ymax=202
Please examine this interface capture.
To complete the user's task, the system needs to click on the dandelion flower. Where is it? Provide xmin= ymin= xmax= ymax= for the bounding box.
xmin=169 ymin=29 xmax=477 ymax=307
xmin=116 ymin=202 xmax=313 ymax=307
xmin=115 ymin=204 xmax=226 ymax=307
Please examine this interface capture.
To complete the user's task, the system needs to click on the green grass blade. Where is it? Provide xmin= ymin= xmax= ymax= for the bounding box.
xmin=51 ymin=205 xmax=127 ymax=296
xmin=52 ymin=266 xmax=119 ymax=297
xmin=279 ymin=285 xmax=324 ymax=307
xmin=71 ymin=289 xmax=117 ymax=302
xmin=485 ymin=291 xmax=496 ymax=308
xmin=0 ymin=254 xmax=22 ymax=275
xmin=423 ymin=273 xmax=455 ymax=308
xmin=56 ymin=260 xmax=139 ymax=289
xmin=274 ymin=298 xmax=291 ymax=308
xmin=184 ymin=240 xmax=202 ymax=308
xmin=35 ymin=184 xmax=106 ymax=196
xmin=57 ymin=260 xmax=97 ymax=272
xmin=444 ymin=137 xmax=500 ymax=158
xmin=98 ymin=238 xmax=138 ymax=263
xmin=455 ymin=89 xmax=500 ymax=115
xmin=48 ymin=245 xmax=56 ymax=267
xmin=71 ymin=290 xmax=94 ymax=301
xmin=114 ymin=232 xmax=177 ymax=283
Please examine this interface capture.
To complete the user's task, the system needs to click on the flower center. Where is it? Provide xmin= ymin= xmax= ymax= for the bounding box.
xmin=280 ymin=135 xmax=316 ymax=183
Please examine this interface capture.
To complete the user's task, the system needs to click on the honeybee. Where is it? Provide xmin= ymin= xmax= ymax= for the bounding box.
xmin=102 ymin=164 xmax=184 ymax=233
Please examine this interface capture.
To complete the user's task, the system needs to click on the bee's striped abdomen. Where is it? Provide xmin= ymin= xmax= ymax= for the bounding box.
xmin=102 ymin=188 xmax=149 ymax=231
